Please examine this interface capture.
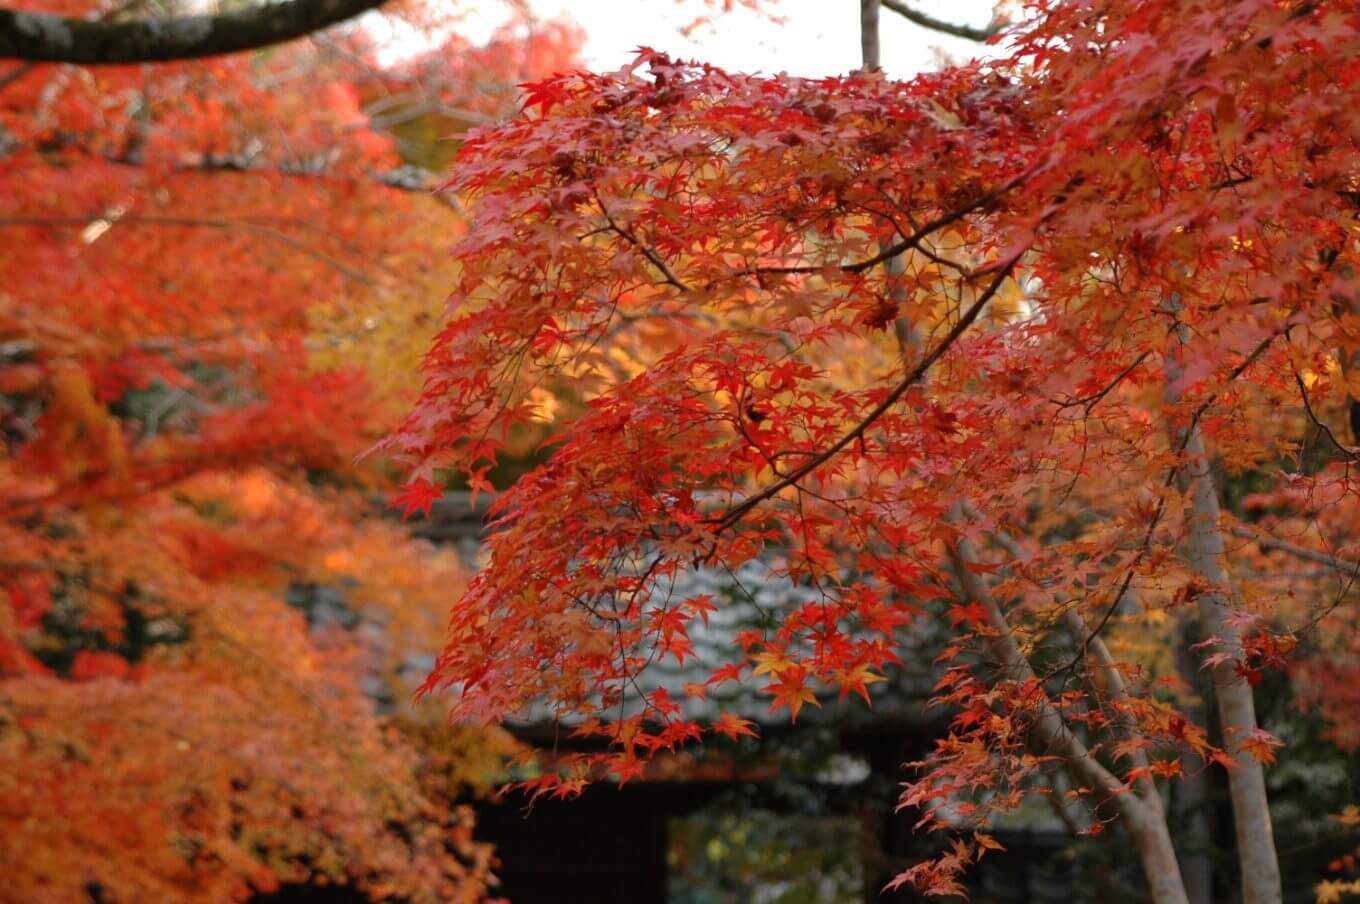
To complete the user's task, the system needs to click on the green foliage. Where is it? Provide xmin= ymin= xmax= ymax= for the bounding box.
xmin=668 ymin=807 xmax=862 ymax=904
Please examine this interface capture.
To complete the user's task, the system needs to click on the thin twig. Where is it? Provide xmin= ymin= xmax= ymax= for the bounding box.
xmin=711 ymin=253 xmax=1022 ymax=531
xmin=735 ymin=172 xmax=1026 ymax=279
xmin=1293 ymin=370 xmax=1359 ymax=461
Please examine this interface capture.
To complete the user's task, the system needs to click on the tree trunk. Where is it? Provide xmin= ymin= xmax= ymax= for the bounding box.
xmin=1164 ymin=314 xmax=1282 ymax=904
xmin=948 ymin=530 xmax=1191 ymax=904
xmin=861 ymin=0 xmax=882 ymax=70
xmin=1125 ymin=800 xmax=1195 ymax=904
xmin=1175 ymin=619 xmax=1215 ymax=904
xmin=861 ymin=0 xmax=925 ymax=366
xmin=1171 ymin=424 xmax=1282 ymax=904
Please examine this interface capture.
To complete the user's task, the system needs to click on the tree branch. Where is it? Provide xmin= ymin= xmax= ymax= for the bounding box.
xmin=1294 ymin=370 xmax=1360 ymax=462
xmin=711 ymin=253 xmax=1021 ymax=531
xmin=596 ymin=197 xmax=691 ymax=294
xmin=739 ymin=173 xmax=1024 ymax=279
xmin=880 ymin=0 xmax=1004 ymax=42
xmin=945 ymin=531 xmax=1133 ymax=803
xmin=0 ymin=0 xmax=387 ymax=65
xmin=946 ymin=521 xmax=1189 ymax=903
xmin=962 ymin=504 xmax=1158 ymax=799
xmin=1229 ymin=526 xmax=1360 ymax=577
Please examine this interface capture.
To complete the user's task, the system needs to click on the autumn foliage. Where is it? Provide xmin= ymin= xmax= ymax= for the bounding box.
xmin=381 ymin=0 xmax=1360 ymax=897
xmin=0 ymin=4 xmax=582 ymax=900
xmin=3 ymin=0 xmax=1359 ymax=898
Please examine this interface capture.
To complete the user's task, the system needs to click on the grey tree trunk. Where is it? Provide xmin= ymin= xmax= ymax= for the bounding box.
xmin=861 ymin=0 xmax=882 ymax=69
xmin=948 ymin=531 xmax=1191 ymax=904
xmin=1164 ymin=314 xmax=1282 ymax=904
xmin=1175 ymin=620 xmax=1215 ymax=904
xmin=858 ymin=8 xmax=1199 ymax=897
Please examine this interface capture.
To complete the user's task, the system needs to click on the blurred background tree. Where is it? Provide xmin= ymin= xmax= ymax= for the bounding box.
xmin=0 ymin=1 xmax=579 ymax=899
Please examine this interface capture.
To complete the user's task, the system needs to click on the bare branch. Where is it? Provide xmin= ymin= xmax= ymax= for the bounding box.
xmin=0 ymin=0 xmax=387 ymax=65
xmin=946 ymin=531 xmax=1132 ymax=802
xmin=1229 ymin=526 xmax=1360 ymax=577
xmin=881 ymin=0 xmax=1005 ymax=42
xmin=712 ymin=254 xmax=1022 ymax=531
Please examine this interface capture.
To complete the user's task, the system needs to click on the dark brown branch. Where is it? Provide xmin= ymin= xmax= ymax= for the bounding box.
xmin=0 ymin=0 xmax=147 ymax=89
xmin=892 ymin=225 xmax=991 ymax=280
xmin=880 ymin=0 xmax=1005 ymax=42
xmin=1053 ymin=351 xmax=1151 ymax=412
xmin=1294 ymin=370 xmax=1359 ymax=461
xmin=739 ymin=173 xmax=1024 ymax=279
xmin=0 ymin=0 xmax=387 ymax=65
xmin=711 ymin=253 xmax=1021 ymax=531
xmin=595 ymin=195 xmax=692 ymax=294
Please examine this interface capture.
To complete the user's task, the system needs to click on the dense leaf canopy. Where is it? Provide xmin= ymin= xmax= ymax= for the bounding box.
xmin=381 ymin=0 xmax=1360 ymax=894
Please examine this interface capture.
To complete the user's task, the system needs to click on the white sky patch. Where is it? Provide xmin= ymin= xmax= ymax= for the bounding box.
xmin=375 ymin=0 xmax=1001 ymax=78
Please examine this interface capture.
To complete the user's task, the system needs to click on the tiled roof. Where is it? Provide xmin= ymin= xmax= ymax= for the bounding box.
xmin=407 ymin=492 xmax=944 ymax=729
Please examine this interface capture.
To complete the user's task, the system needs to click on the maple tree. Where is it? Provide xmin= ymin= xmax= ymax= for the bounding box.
xmin=382 ymin=0 xmax=1360 ymax=901
xmin=0 ymin=2 xmax=583 ymax=900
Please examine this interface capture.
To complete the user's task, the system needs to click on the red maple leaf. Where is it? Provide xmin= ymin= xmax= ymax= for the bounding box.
xmin=391 ymin=479 xmax=443 ymax=520
xmin=712 ymin=712 xmax=759 ymax=741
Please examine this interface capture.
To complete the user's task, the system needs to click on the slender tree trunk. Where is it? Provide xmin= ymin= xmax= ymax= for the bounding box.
xmin=1335 ymin=271 xmax=1360 ymax=445
xmin=1124 ymin=799 xmax=1194 ymax=904
xmin=1171 ymin=423 xmax=1282 ymax=904
xmin=1175 ymin=619 xmax=1215 ymax=904
xmin=863 ymin=7 xmax=1196 ymax=893
xmin=861 ymin=0 xmax=882 ymax=70
xmin=948 ymin=529 xmax=1191 ymax=904
xmin=1164 ymin=314 xmax=1282 ymax=904
xmin=861 ymin=0 xmax=924 ymax=365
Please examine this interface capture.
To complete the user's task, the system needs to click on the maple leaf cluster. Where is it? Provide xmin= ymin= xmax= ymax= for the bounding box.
xmin=382 ymin=0 xmax=1360 ymax=893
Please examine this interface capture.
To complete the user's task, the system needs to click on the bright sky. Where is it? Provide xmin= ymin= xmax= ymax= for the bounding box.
xmin=456 ymin=0 xmax=1000 ymax=79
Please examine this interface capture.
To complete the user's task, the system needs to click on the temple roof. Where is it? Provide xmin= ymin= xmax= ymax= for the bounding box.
xmin=402 ymin=492 xmax=944 ymax=731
